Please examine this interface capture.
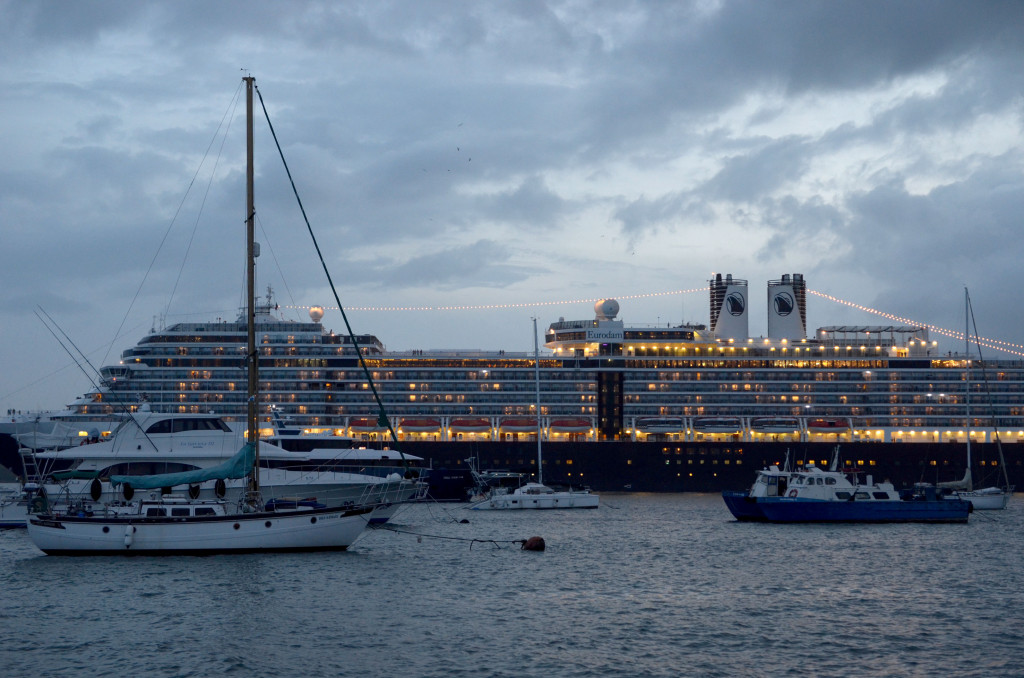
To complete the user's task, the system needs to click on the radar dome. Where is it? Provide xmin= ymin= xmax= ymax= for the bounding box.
xmin=309 ymin=306 xmax=325 ymax=322
xmin=594 ymin=299 xmax=619 ymax=320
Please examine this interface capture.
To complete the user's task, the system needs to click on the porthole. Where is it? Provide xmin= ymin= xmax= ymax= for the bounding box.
xmin=233 ymin=523 xmax=240 ymax=530
xmin=310 ymin=516 xmax=317 ymax=524
xmin=265 ymin=521 xmax=272 ymax=528
xmin=102 ymin=526 xmax=110 ymax=533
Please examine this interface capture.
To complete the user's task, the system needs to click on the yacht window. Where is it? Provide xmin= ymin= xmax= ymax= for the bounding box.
xmin=171 ymin=418 xmax=229 ymax=433
xmin=872 ymin=492 xmax=889 ymax=500
xmin=195 ymin=507 xmax=216 ymax=516
xmin=171 ymin=508 xmax=190 ymax=517
xmin=835 ymin=491 xmax=851 ymax=500
xmin=825 ymin=478 xmax=837 ymax=485
xmin=146 ymin=508 xmax=167 ymax=517
xmin=855 ymin=492 xmax=871 ymax=500
xmin=816 ymin=478 xmax=824 ymax=485
xmin=145 ymin=419 xmax=173 ymax=434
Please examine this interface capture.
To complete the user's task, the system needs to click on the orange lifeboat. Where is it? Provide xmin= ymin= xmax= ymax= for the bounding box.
xmin=807 ymin=418 xmax=850 ymax=434
xmin=348 ymin=417 xmax=386 ymax=432
xmin=549 ymin=418 xmax=591 ymax=433
xmin=500 ymin=417 xmax=538 ymax=432
xmin=399 ymin=418 xmax=442 ymax=433
xmin=449 ymin=418 xmax=491 ymax=433
xmin=693 ymin=417 xmax=743 ymax=434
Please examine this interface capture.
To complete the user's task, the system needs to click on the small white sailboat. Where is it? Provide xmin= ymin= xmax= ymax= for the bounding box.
xmin=470 ymin=319 xmax=598 ymax=510
xmin=938 ymin=288 xmax=1013 ymax=510
xmin=27 ymin=77 xmax=380 ymax=554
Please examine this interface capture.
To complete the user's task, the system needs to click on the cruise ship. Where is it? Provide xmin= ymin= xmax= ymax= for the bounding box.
xmin=3 ymin=275 xmax=1022 ymax=496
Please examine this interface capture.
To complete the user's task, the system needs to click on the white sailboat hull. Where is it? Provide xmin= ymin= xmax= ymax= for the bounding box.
xmin=470 ymin=483 xmax=599 ymax=510
xmin=27 ymin=505 xmax=374 ymax=555
xmin=956 ymin=488 xmax=1011 ymax=510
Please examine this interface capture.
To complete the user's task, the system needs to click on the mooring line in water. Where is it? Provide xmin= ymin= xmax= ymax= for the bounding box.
xmin=371 ymin=524 xmax=540 ymax=550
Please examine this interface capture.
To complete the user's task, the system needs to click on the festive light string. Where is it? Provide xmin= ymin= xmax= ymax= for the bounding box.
xmin=287 ymin=286 xmax=1024 ymax=357
xmin=283 ymin=288 xmax=707 ymax=313
xmin=808 ymin=290 xmax=1024 ymax=357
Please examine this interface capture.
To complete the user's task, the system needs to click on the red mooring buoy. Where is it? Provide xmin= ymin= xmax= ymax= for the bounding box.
xmin=521 ymin=536 xmax=545 ymax=551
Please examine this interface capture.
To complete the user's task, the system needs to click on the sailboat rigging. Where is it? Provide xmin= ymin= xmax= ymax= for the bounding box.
xmin=936 ymin=288 xmax=1013 ymax=510
xmin=469 ymin=319 xmax=598 ymax=510
xmin=26 ymin=76 xmax=385 ymax=554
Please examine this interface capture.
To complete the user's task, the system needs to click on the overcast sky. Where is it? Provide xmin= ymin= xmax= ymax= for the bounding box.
xmin=3 ymin=0 xmax=1024 ymax=411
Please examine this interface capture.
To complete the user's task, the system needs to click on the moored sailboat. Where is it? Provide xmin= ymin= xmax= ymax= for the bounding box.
xmin=938 ymin=289 xmax=1013 ymax=510
xmin=470 ymin=319 xmax=598 ymax=510
xmin=27 ymin=77 xmax=383 ymax=554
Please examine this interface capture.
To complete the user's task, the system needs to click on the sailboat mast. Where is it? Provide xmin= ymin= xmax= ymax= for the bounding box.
xmin=245 ymin=76 xmax=259 ymax=494
xmin=964 ymin=287 xmax=972 ymax=492
xmin=533 ymin=317 xmax=543 ymax=487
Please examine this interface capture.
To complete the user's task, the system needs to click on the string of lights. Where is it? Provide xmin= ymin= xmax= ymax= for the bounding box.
xmin=808 ymin=290 xmax=1024 ymax=357
xmin=283 ymin=287 xmax=708 ymax=313
xmin=286 ymin=286 xmax=1024 ymax=357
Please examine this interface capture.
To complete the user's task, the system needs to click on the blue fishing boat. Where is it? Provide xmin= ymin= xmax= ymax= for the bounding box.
xmin=723 ymin=453 xmax=971 ymax=523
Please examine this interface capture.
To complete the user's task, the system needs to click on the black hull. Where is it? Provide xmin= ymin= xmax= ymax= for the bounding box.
xmin=405 ymin=440 xmax=1022 ymax=495
xmin=6 ymin=433 xmax=1017 ymax=497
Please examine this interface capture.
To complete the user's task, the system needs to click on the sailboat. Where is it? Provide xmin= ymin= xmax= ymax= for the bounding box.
xmin=470 ymin=319 xmax=598 ymax=510
xmin=26 ymin=77 xmax=378 ymax=554
xmin=937 ymin=288 xmax=1013 ymax=510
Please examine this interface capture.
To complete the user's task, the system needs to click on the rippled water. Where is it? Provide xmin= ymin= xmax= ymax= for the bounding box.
xmin=2 ymin=494 xmax=1023 ymax=678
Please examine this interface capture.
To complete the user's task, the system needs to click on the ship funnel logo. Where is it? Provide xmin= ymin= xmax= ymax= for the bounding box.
xmin=773 ymin=292 xmax=794 ymax=316
xmin=726 ymin=293 xmax=745 ymax=316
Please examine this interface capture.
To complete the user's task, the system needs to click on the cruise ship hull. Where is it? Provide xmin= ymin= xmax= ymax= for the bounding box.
xmin=5 ymin=434 xmax=1019 ymax=499
xmin=399 ymin=439 xmax=1023 ymax=497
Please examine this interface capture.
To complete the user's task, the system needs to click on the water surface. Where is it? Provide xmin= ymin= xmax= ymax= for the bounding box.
xmin=2 ymin=494 xmax=1022 ymax=677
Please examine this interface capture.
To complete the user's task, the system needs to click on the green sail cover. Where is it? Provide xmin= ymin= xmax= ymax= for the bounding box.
xmin=109 ymin=443 xmax=256 ymax=490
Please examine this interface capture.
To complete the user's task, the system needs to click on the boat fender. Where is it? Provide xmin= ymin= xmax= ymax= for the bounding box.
xmin=123 ymin=483 xmax=134 ymax=501
xmin=124 ymin=525 xmax=134 ymax=548
xmin=214 ymin=479 xmax=226 ymax=498
xmin=188 ymin=484 xmax=201 ymax=500
xmin=90 ymin=478 xmax=103 ymax=501
xmin=788 ymin=490 xmax=798 ymax=498
xmin=521 ymin=536 xmax=545 ymax=551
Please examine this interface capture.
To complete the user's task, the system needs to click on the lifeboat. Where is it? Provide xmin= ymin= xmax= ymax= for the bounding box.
xmin=636 ymin=417 xmax=684 ymax=433
xmin=348 ymin=417 xmax=386 ymax=432
xmin=449 ymin=418 xmax=492 ymax=433
xmin=693 ymin=417 xmax=743 ymax=434
xmin=751 ymin=417 xmax=801 ymax=433
xmin=807 ymin=418 xmax=850 ymax=434
xmin=499 ymin=417 xmax=538 ymax=432
xmin=399 ymin=418 xmax=442 ymax=433
xmin=549 ymin=418 xmax=591 ymax=433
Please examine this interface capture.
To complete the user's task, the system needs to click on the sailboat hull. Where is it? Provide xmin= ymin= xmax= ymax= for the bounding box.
xmin=470 ymin=483 xmax=599 ymax=510
xmin=954 ymin=488 xmax=1012 ymax=510
xmin=27 ymin=504 xmax=374 ymax=555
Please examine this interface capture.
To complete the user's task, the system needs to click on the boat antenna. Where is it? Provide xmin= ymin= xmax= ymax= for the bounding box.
xmin=254 ymin=84 xmax=408 ymax=469
xmin=533 ymin=317 xmax=543 ymax=487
